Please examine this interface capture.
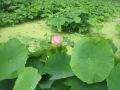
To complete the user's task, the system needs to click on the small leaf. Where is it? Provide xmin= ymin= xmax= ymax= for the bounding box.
xmin=73 ymin=17 xmax=81 ymax=23
xmin=88 ymin=17 xmax=97 ymax=25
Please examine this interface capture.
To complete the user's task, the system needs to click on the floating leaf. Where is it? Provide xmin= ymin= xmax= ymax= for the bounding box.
xmin=70 ymin=36 xmax=114 ymax=84
xmin=107 ymin=63 xmax=120 ymax=90
xmin=13 ymin=67 xmax=41 ymax=90
xmin=0 ymin=38 xmax=28 ymax=80
xmin=45 ymin=53 xmax=74 ymax=80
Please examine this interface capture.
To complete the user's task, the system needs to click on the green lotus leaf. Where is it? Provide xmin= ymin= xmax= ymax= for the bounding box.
xmin=47 ymin=17 xmax=66 ymax=26
xmin=70 ymin=36 xmax=114 ymax=84
xmin=107 ymin=63 xmax=120 ymax=90
xmin=0 ymin=38 xmax=28 ymax=80
xmin=13 ymin=67 xmax=41 ymax=90
xmin=64 ymin=77 xmax=108 ymax=90
xmin=45 ymin=53 xmax=74 ymax=80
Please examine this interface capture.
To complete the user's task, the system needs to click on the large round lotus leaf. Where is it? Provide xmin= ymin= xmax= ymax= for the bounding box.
xmin=13 ymin=67 xmax=41 ymax=90
xmin=107 ymin=64 xmax=120 ymax=90
xmin=70 ymin=36 xmax=114 ymax=84
xmin=0 ymin=38 xmax=28 ymax=80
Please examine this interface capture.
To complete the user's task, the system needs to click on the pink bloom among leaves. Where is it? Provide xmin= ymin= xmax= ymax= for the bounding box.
xmin=52 ymin=35 xmax=62 ymax=46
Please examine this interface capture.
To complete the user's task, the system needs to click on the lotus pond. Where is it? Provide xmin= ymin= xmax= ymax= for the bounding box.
xmin=0 ymin=0 xmax=120 ymax=90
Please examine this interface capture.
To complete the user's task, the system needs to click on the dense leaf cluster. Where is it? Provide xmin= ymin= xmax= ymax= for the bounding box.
xmin=47 ymin=0 xmax=120 ymax=33
xmin=0 ymin=0 xmax=120 ymax=33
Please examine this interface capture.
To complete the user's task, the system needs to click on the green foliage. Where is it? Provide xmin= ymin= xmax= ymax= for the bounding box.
xmin=107 ymin=63 xmax=120 ymax=90
xmin=0 ymin=30 xmax=120 ymax=89
xmin=45 ymin=53 xmax=74 ymax=80
xmin=50 ymin=79 xmax=70 ymax=90
xmin=39 ymin=77 xmax=54 ymax=89
xmin=29 ymin=38 xmax=67 ymax=58
xmin=13 ymin=67 xmax=41 ymax=90
xmin=0 ymin=0 xmax=120 ymax=35
xmin=70 ymin=36 xmax=114 ymax=84
xmin=47 ymin=17 xmax=66 ymax=32
xmin=64 ymin=76 xmax=108 ymax=90
xmin=0 ymin=38 xmax=28 ymax=80
xmin=46 ymin=0 xmax=120 ymax=33
xmin=47 ymin=9 xmax=91 ymax=33
xmin=26 ymin=58 xmax=46 ymax=75
xmin=107 ymin=39 xmax=118 ymax=54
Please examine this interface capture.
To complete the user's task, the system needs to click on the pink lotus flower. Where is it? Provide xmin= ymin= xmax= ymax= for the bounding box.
xmin=52 ymin=35 xmax=62 ymax=46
